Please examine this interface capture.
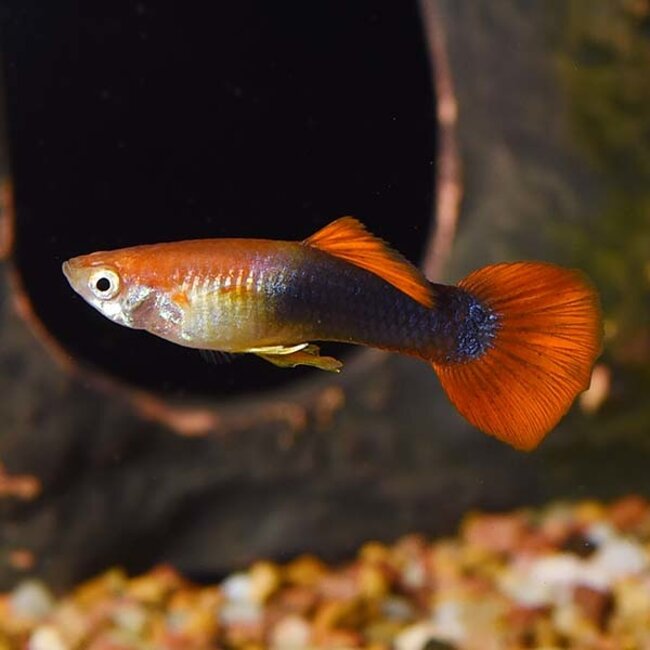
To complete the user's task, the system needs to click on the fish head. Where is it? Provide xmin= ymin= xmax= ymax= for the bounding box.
xmin=62 ymin=251 xmax=155 ymax=328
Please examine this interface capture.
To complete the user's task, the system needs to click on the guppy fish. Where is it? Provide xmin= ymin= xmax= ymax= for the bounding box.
xmin=62 ymin=217 xmax=601 ymax=450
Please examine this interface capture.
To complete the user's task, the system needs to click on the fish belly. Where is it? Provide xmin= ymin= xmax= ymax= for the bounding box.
xmin=176 ymin=259 xmax=306 ymax=351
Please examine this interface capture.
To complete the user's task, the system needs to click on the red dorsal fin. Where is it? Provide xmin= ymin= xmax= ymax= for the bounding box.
xmin=303 ymin=217 xmax=434 ymax=308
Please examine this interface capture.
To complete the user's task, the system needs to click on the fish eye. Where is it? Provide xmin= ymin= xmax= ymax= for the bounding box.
xmin=89 ymin=268 xmax=121 ymax=300
xmin=95 ymin=277 xmax=110 ymax=292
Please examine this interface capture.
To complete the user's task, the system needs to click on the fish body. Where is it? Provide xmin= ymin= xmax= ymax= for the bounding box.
xmin=63 ymin=217 xmax=602 ymax=451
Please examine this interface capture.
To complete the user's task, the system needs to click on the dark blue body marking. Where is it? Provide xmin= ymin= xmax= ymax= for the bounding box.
xmin=275 ymin=250 xmax=500 ymax=363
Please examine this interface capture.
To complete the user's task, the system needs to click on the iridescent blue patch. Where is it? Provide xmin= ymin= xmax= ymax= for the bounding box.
xmin=440 ymin=290 xmax=500 ymax=363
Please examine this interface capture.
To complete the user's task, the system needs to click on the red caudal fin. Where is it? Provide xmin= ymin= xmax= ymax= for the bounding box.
xmin=431 ymin=262 xmax=602 ymax=451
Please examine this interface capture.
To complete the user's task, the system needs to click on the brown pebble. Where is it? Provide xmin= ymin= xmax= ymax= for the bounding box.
xmin=86 ymin=633 xmax=134 ymax=650
xmin=127 ymin=564 xmax=185 ymax=605
xmin=506 ymin=604 xmax=551 ymax=643
xmin=364 ymin=619 xmax=406 ymax=646
xmin=509 ymin=604 xmax=550 ymax=623
xmin=272 ymin=585 xmax=319 ymax=616
xmin=609 ymin=495 xmax=649 ymax=532
xmin=573 ymin=585 xmax=614 ymax=630
xmin=517 ymin=530 xmax=554 ymax=556
xmin=359 ymin=541 xmax=391 ymax=564
xmin=392 ymin=535 xmax=428 ymax=561
xmin=249 ymin=561 xmax=281 ymax=604
xmin=462 ymin=512 xmax=528 ymax=555
xmin=312 ymin=599 xmax=358 ymax=633
xmin=165 ymin=587 xmax=221 ymax=640
xmin=538 ymin=506 xmax=575 ymax=546
xmin=284 ymin=555 xmax=327 ymax=587
xmin=358 ymin=563 xmax=390 ymax=600
xmin=73 ymin=569 xmax=127 ymax=607
xmin=315 ymin=628 xmax=363 ymax=648
xmin=318 ymin=569 xmax=360 ymax=600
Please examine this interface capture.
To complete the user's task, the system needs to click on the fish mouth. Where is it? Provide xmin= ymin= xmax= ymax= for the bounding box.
xmin=62 ymin=259 xmax=84 ymax=291
xmin=61 ymin=260 xmax=76 ymax=285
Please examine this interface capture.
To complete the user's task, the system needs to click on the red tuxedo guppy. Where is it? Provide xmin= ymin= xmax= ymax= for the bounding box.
xmin=62 ymin=217 xmax=602 ymax=451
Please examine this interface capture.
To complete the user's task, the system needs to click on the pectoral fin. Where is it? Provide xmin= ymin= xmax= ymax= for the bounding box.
xmin=255 ymin=344 xmax=343 ymax=373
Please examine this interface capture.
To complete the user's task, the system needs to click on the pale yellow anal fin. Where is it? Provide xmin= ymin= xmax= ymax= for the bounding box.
xmin=245 ymin=343 xmax=309 ymax=355
xmin=255 ymin=344 xmax=343 ymax=373
xmin=302 ymin=216 xmax=434 ymax=308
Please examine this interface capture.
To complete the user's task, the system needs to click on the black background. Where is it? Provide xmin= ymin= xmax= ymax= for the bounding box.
xmin=1 ymin=1 xmax=436 ymax=397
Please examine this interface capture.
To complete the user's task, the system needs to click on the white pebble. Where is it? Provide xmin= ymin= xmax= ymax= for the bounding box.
xmin=219 ymin=600 xmax=262 ymax=626
xmin=270 ymin=615 xmax=311 ymax=649
xmin=111 ymin=602 xmax=148 ymax=634
xmin=591 ymin=538 xmax=648 ymax=580
xmin=501 ymin=549 xmax=621 ymax=607
xmin=28 ymin=626 xmax=69 ymax=650
xmin=402 ymin=560 xmax=426 ymax=590
xmin=501 ymin=554 xmax=580 ymax=607
xmin=10 ymin=580 xmax=55 ymax=620
xmin=553 ymin=600 xmax=584 ymax=637
xmin=530 ymin=554 xmax=583 ymax=588
xmin=221 ymin=572 xmax=253 ymax=602
xmin=431 ymin=600 xmax=466 ymax=642
xmin=394 ymin=622 xmax=441 ymax=650
xmin=586 ymin=522 xmax=616 ymax=545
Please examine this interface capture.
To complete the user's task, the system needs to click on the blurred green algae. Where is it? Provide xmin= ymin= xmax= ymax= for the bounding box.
xmin=552 ymin=0 xmax=650 ymax=362
xmin=543 ymin=0 xmax=650 ymax=449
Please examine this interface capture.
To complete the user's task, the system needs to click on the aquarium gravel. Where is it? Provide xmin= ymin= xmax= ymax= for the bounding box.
xmin=2 ymin=496 xmax=650 ymax=649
